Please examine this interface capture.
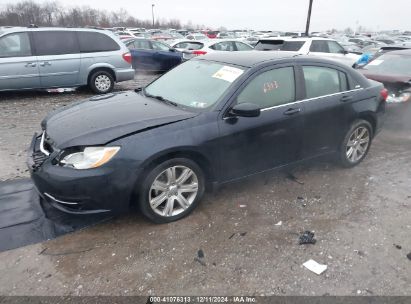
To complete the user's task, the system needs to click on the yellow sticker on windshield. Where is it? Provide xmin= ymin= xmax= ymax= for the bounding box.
xmin=212 ymin=66 xmax=244 ymax=82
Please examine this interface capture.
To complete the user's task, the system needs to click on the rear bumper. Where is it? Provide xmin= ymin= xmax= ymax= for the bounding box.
xmin=115 ymin=68 xmax=135 ymax=82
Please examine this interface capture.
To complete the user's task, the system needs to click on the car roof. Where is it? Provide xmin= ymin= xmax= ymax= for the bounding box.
xmin=196 ymin=50 xmax=353 ymax=70
xmin=196 ymin=51 xmax=300 ymax=67
xmin=0 ymin=27 xmax=112 ymax=34
xmin=259 ymin=37 xmax=332 ymax=42
xmin=385 ymin=49 xmax=411 ymax=56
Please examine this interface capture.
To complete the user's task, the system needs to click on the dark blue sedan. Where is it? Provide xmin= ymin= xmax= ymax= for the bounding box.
xmin=124 ymin=38 xmax=183 ymax=72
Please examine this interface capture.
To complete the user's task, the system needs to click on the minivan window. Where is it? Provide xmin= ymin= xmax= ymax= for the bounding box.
xmin=33 ymin=31 xmax=79 ymax=56
xmin=237 ymin=67 xmax=295 ymax=109
xmin=303 ymin=66 xmax=348 ymax=98
xmin=77 ymin=31 xmax=120 ymax=53
xmin=0 ymin=32 xmax=31 ymax=57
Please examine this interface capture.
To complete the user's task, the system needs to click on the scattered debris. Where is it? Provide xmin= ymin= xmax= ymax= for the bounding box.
xmin=194 ymin=257 xmax=206 ymax=266
xmin=46 ymin=88 xmax=76 ymax=93
xmin=197 ymin=249 xmax=204 ymax=259
xmin=354 ymin=250 xmax=365 ymax=257
xmin=298 ymin=231 xmax=316 ymax=245
xmin=275 ymin=221 xmax=283 ymax=226
xmin=229 ymin=232 xmax=247 ymax=239
xmin=39 ymin=247 xmax=94 ymax=256
xmin=407 ymin=253 xmax=411 ymax=261
xmin=297 ymin=196 xmax=307 ymax=207
xmin=238 ymin=204 xmax=247 ymax=208
xmin=303 ymin=259 xmax=327 ymax=275
xmin=394 ymin=244 xmax=402 ymax=250
xmin=287 ymin=172 xmax=304 ymax=185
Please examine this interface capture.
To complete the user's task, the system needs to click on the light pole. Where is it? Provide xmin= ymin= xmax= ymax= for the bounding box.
xmin=151 ymin=4 xmax=155 ymax=28
xmin=305 ymin=0 xmax=313 ymax=36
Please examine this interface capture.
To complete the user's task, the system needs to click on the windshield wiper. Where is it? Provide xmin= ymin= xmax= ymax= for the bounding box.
xmin=143 ymin=88 xmax=178 ymax=107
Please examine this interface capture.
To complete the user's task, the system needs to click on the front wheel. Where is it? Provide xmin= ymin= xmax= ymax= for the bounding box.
xmin=338 ymin=119 xmax=373 ymax=168
xmin=138 ymin=158 xmax=205 ymax=223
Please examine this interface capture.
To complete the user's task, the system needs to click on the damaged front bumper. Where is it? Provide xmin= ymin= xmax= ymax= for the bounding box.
xmin=27 ymin=133 xmax=136 ymax=215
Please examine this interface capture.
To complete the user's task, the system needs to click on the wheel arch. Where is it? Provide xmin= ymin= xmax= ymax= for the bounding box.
xmin=357 ymin=112 xmax=376 ymax=137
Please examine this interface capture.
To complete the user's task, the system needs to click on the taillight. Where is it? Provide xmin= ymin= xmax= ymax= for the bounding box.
xmin=380 ymin=88 xmax=388 ymax=101
xmin=122 ymin=52 xmax=132 ymax=64
xmin=192 ymin=50 xmax=207 ymax=56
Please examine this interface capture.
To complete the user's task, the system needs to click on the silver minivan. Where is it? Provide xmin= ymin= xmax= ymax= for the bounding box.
xmin=0 ymin=27 xmax=135 ymax=94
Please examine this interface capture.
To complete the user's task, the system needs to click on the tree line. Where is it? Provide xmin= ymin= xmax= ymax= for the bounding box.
xmin=0 ymin=1 xmax=205 ymax=29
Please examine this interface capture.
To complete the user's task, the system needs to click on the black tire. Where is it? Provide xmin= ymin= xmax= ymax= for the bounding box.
xmin=338 ymin=119 xmax=373 ymax=168
xmin=138 ymin=158 xmax=205 ymax=224
xmin=88 ymin=70 xmax=114 ymax=94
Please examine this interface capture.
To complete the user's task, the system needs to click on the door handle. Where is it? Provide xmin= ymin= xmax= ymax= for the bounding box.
xmin=283 ymin=108 xmax=301 ymax=115
xmin=39 ymin=61 xmax=51 ymax=67
xmin=25 ymin=63 xmax=36 ymax=67
xmin=340 ymin=95 xmax=353 ymax=102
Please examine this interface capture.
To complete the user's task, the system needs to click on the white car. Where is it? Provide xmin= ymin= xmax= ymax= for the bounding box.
xmin=185 ymin=33 xmax=208 ymax=41
xmin=255 ymin=37 xmax=361 ymax=67
xmin=170 ymin=39 xmax=254 ymax=60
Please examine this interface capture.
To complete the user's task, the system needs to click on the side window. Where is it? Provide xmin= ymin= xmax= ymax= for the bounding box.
xmin=135 ymin=40 xmax=151 ymax=49
xmin=303 ymin=66 xmax=348 ymax=98
xmin=237 ymin=67 xmax=295 ymax=109
xmin=77 ymin=32 xmax=120 ymax=53
xmin=309 ymin=40 xmax=329 ymax=53
xmin=328 ymin=41 xmax=345 ymax=54
xmin=152 ymin=41 xmax=170 ymax=51
xmin=33 ymin=31 xmax=79 ymax=55
xmin=211 ymin=41 xmax=235 ymax=51
xmin=235 ymin=42 xmax=253 ymax=51
xmin=0 ymin=32 xmax=32 ymax=57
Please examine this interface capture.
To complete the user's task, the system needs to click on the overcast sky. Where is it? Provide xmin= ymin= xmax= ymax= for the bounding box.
xmin=6 ymin=0 xmax=411 ymax=31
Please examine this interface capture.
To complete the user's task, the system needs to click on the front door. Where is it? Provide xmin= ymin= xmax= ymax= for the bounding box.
xmin=0 ymin=32 xmax=40 ymax=90
xmin=32 ymin=31 xmax=81 ymax=88
xmin=218 ymin=65 xmax=304 ymax=181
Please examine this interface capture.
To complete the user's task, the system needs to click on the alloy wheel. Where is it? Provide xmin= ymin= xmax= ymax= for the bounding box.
xmin=149 ymin=165 xmax=199 ymax=217
xmin=346 ymin=126 xmax=370 ymax=163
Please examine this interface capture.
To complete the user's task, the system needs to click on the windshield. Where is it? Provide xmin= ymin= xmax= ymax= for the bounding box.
xmin=363 ymin=53 xmax=411 ymax=76
xmin=145 ymin=60 xmax=246 ymax=109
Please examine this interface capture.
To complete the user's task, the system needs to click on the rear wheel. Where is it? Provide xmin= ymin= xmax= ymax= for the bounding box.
xmin=88 ymin=70 xmax=114 ymax=94
xmin=138 ymin=158 xmax=205 ymax=223
xmin=338 ymin=119 xmax=373 ymax=167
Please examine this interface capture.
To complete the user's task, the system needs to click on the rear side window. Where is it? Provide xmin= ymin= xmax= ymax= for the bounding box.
xmin=303 ymin=66 xmax=348 ymax=98
xmin=237 ymin=67 xmax=295 ymax=109
xmin=174 ymin=42 xmax=203 ymax=50
xmin=235 ymin=42 xmax=253 ymax=51
xmin=0 ymin=32 xmax=32 ymax=57
xmin=255 ymin=40 xmax=304 ymax=51
xmin=33 ymin=31 xmax=79 ymax=55
xmin=309 ymin=40 xmax=329 ymax=53
xmin=77 ymin=32 xmax=120 ymax=53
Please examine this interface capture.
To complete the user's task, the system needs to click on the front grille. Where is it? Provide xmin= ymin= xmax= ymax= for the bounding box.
xmin=31 ymin=150 xmax=49 ymax=170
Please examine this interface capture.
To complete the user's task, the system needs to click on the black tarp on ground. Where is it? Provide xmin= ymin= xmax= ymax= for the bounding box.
xmin=0 ymin=179 xmax=112 ymax=252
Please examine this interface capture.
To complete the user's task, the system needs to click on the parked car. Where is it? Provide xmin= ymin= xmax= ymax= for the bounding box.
xmin=123 ymin=38 xmax=183 ymax=72
xmin=359 ymin=49 xmax=411 ymax=103
xmin=202 ymin=30 xmax=219 ymax=39
xmin=255 ymin=37 xmax=361 ymax=67
xmin=170 ymin=39 xmax=253 ymax=60
xmin=28 ymin=52 xmax=386 ymax=223
xmin=185 ymin=33 xmax=208 ymax=41
xmin=0 ymin=27 xmax=134 ymax=93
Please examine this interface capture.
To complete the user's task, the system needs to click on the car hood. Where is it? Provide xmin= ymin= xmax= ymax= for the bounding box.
xmin=42 ymin=91 xmax=198 ymax=149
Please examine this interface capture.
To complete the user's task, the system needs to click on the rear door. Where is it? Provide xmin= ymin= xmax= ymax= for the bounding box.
xmin=0 ymin=32 xmax=40 ymax=90
xmin=218 ymin=65 xmax=305 ymax=181
xmin=32 ymin=31 xmax=81 ymax=88
xmin=151 ymin=41 xmax=181 ymax=71
xmin=298 ymin=64 xmax=358 ymax=158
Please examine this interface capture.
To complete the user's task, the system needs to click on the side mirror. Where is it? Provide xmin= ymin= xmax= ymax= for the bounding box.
xmin=169 ymin=48 xmax=176 ymax=52
xmin=230 ymin=103 xmax=261 ymax=117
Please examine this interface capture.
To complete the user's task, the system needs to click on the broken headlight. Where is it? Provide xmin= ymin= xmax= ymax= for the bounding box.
xmin=59 ymin=147 xmax=120 ymax=169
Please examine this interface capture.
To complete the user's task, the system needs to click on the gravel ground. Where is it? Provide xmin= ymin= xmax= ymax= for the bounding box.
xmin=0 ymin=75 xmax=410 ymax=296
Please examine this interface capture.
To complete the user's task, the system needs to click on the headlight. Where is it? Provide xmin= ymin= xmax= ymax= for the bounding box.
xmin=60 ymin=147 xmax=120 ymax=169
